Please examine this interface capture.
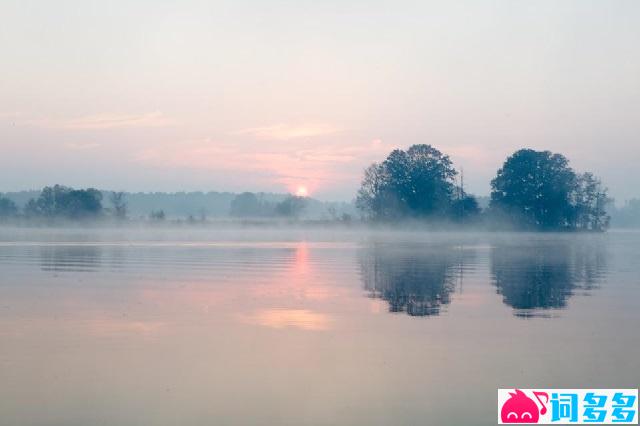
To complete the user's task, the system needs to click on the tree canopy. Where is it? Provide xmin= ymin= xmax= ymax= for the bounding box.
xmin=490 ymin=149 xmax=609 ymax=230
xmin=356 ymin=144 xmax=476 ymax=221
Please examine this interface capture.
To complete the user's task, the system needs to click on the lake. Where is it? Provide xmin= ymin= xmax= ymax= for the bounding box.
xmin=0 ymin=227 xmax=638 ymax=425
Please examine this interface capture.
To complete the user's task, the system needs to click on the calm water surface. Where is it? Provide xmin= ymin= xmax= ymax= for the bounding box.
xmin=0 ymin=228 xmax=638 ymax=425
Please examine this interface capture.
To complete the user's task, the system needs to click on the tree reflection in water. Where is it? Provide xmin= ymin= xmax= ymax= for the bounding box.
xmin=359 ymin=243 xmax=473 ymax=317
xmin=490 ymin=237 xmax=608 ymax=317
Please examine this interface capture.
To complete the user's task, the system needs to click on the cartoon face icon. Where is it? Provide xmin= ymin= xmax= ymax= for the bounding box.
xmin=501 ymin=389 xmax=547 ymax=423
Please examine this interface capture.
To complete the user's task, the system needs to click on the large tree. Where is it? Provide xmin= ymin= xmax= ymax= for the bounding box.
xmin=356 ymin=144 xmax=467 ymax=220
xmin=490 ymin=149 xmax=609 ymax=230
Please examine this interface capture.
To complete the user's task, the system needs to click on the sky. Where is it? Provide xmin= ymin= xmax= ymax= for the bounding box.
xmin=1 ymin=0 xmax=639 ymax=202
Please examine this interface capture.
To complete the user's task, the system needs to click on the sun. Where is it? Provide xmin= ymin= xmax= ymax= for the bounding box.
xmin=296 ymin=186 xmax=308 ymax=197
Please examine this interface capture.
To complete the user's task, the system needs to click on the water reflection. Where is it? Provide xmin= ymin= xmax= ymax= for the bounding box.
xmin=1 ymin=230 xmax=638 ymax=426
xmin=359 ymin=243 xmax=474 ymax=316
xmin=241 ymin=308 xmax=332 ymax=331
xmin=39 ymin=245 xmax=102 ymax=272
xmin=490 ymin=237 xmax=608 ymax=316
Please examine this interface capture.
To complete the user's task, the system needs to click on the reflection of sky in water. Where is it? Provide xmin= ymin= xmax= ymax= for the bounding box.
xmin=242 ymin=309 xmax=332 ymax=331
xmin=0 ymin=230 xmax=637 ymax=426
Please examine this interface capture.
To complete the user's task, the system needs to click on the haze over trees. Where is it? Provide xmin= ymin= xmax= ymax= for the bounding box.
xmin=229 ymin=193 xmax=308 ymax=218
xmin=356 ymin=144 xmax=478 ymax=222
xmin=1 ymin=189 xmax=353 ymax=222
xmin=0 ymin=195 xmax=18 ymax=219
xmin=109 ymin=191 xmax=127 ymax=220
xmin=149 ymin=210 xmax=166 ymax=221
xmin=274 ymin=195 xmax=307 ymax=218
xmin=230 ymin=192 xmax=264 ymax=217
xmin=609 ymin=199 xmax=640 ymax=228
xmin=356 ymin=145 xmax=611 ymax=231
xmin=0 ymin=147 xmax=629 ymax=230
xmin=490 ymin=149 xmax=609 ymax=231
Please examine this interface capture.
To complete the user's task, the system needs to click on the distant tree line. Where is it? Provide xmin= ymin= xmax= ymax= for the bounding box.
xmin=24 ymin=185 xmax=103 ymax=219
xmin=356 ymin=145 xmax=610 ymax=231
xmin=0 ymin=186 xmax=311 ymax=223
xmin=1 ymin=189 xmax=356 ymax=222
xmin=0 ymin=185 xmax=127 ymax=222
xmin=229 ymin=193 xmax=308 ymax=218
xmin=608 ymin=199 xmax=640 ymax=228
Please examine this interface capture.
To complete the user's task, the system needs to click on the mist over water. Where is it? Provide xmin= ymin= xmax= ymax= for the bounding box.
xmin=0 ymin=227 xmax=638 ymax=425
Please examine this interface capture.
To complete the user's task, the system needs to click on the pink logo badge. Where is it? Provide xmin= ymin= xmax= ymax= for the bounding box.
xmin=501 ymin=389 xmax=548 ymax=423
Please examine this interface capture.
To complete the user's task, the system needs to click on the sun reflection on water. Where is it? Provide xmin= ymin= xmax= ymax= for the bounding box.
xmin=241 ymin=308 xmax=332 ymax=331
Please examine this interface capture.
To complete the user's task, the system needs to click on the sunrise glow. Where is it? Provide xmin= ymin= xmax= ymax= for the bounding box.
xmin=296 ymin=186 xmax=308 ymax=197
